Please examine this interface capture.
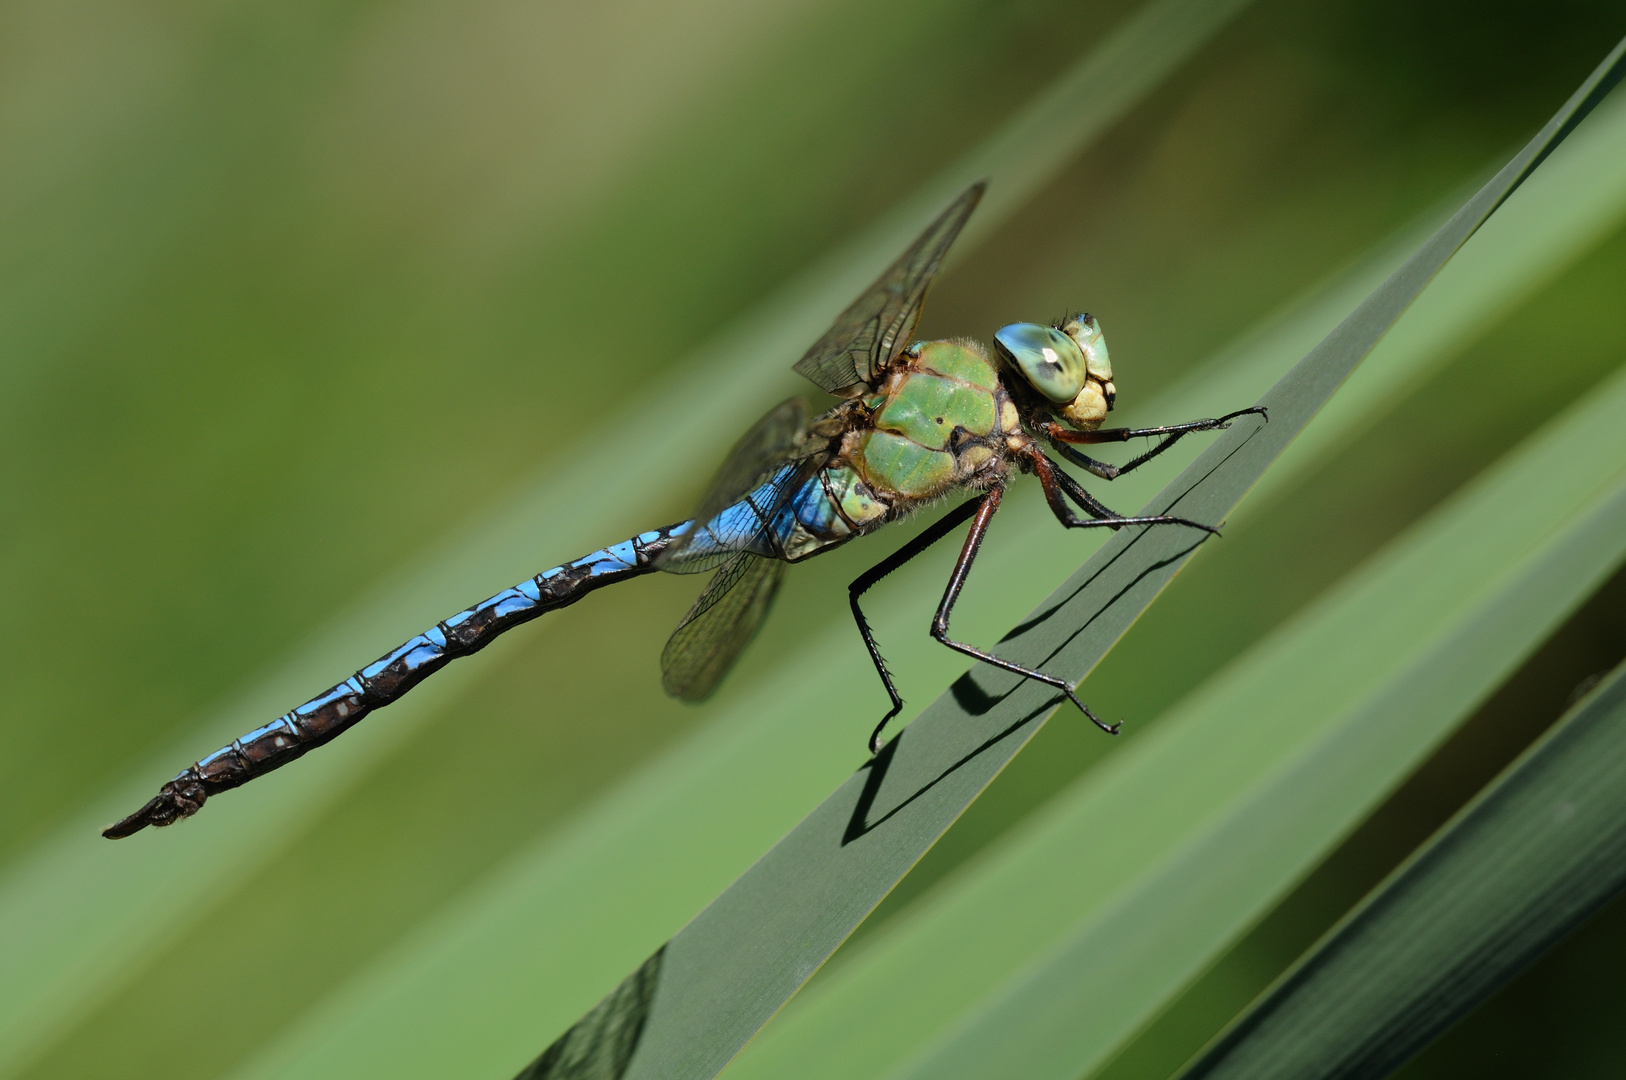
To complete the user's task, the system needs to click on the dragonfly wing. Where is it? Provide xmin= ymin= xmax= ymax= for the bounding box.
xmin=657 ymin=398 xmax=818 ymax=574
xmin=694 ymin=397 xmax=808 ymax=528
xmin=792 ymin=181 xmax=986 ymax=395
xmin=657 ymin=454 xmax=823 ymax=575
xmin=661 ymin=552 xmax=786 ymax=701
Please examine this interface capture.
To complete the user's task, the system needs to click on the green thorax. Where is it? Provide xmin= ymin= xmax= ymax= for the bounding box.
xmin=846 ymin=339 xmax=1012 ymax=501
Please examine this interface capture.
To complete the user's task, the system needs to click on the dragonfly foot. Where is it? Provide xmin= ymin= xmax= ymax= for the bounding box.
xmin=868 ymin=705 xmax=904 ymax=755
xmin=103 ymin=774 xmax=209 ymax=839
xmin=1216 ymin=405 xmax=1269 ymax=427
xmin=1064 ymin=686 xmax=1121 ymax=736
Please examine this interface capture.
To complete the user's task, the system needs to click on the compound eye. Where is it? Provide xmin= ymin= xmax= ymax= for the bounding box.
xmin=1061 ymin=313 xmax=1113 ymax=381
xmin=993 ymin=322 xmax=1086 ymax=403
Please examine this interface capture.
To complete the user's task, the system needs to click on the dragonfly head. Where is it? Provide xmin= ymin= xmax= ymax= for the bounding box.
xmin=1058 ymin=313 xmax=1115 ymax=429
xmin=992 ymin=316 xmax=1116 ymax=431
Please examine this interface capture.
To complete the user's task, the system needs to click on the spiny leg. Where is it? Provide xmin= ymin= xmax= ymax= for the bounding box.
xmin=1030 ymin=451 xmax=1220 ymax=535
xmin=1041 ymin=406 xmax=1268 ymax=480
xmin=929 ymin=484 xmax=1120 ymax=736
xmin=850 ymin=495 xmax=987 ymax=753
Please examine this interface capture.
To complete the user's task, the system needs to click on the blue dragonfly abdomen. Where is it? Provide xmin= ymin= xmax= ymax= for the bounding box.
xmin=663 ymin=462 xmax=886 ymax=572
xmin=105 ymin=464 xmax=879 ymax=838
xmin=104 ymin=525 xmax=686 ymax=837
xmin=105 ymin=181 xmax=1249 ymax=837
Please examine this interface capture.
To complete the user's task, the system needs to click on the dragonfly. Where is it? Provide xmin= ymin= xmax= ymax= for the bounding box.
xmin=105 ymin=181 xmax=1263 ymax=839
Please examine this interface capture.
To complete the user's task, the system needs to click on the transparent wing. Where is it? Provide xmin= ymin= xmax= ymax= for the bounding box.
xmin=661 ymin=552 xmax=786 ymax=702
xmin=656 ymin=398 xmax=815 ymax=574
xmin=692 ymin=397 xmax=807 ymax=531
xmin=657 ymin=454 xmax=823 ymax=576
xmin=792 ymin=181 xmax=986 ymax=395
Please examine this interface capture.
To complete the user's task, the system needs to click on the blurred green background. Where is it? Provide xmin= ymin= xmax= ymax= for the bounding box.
xmin=4 ymin=0 xmax=1625 ymax=1077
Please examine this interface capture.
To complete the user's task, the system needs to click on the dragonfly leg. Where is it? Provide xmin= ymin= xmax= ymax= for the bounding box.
xmin=1030 ymin=452 xmax=1221 ymax=535
xmin=1042 ymin=406 xmax=1268 ymax=479
xmin=850 ymin=495 xmax=987 ymax=754
xmin=929 ymin=484 xmax=1119 ymax=735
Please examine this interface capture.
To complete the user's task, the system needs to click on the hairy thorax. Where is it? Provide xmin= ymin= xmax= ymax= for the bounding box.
xmin=840 ymin=339 xmax=1023 ymax=508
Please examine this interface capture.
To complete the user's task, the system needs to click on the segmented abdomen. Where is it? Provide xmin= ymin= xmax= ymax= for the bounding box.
xmin=665 ymin=463 xmax=888 ymax=572
xmin=104 ymin=524 xmax=684 ymax=838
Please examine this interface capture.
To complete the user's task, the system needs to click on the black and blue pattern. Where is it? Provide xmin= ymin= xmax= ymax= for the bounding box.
xmin=104 ymin=526 xmax=684 ymax=837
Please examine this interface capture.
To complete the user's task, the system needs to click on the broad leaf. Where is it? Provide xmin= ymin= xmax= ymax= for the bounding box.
xmin=0 ymin=1 xmax=1261 ymax=1075
xmin=725 ymin=76 xmax=1626 ymax=1080
xmin=1177 ymin=658 xmax=1626 ymax=1080
xmin=519 ymin=29 xmax=1626 ymax=1080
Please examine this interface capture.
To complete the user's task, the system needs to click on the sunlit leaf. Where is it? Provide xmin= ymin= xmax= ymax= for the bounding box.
xmin=727 ymin=76 xmax=1626 ymax=1080
xmin=515 ymin=31 xmax=1626 ymax=1080
xmin=1177 ymin=658 xmax=1626 ymax=1080
xmin=0 ymin=2 xmax=1263 ymax=1076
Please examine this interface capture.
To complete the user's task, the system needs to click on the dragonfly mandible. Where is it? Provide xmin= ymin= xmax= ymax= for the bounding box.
xmin=105 ymin=182 xmax=1263 ymax=839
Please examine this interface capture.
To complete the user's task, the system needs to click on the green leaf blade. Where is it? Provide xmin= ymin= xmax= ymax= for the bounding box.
xmin=1178 ymin=659 xmax=1626 ymax=1080
xmin=528 ymin=32 xmax=1626 ymax=1080
xmin=729 ymin=351 xmax=1626 ymax=1080
xmin=0 ymin=2 xmax=1260 ymax=1072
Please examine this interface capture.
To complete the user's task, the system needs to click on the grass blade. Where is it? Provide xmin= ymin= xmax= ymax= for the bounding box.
xmin=0 ymin=2 xmax=1258 ymax=1072
xmin=521 ymin=34 xmax=1626 ymax=1080
xmin=220 ymin=241 xmax=1413 ymax=1080
xmin=1177 ymin=659 xmax=1626 ymax=1080
xmin=838 ymin=371 xmax=1626 ymax=1080
xmin=721 ymin=76 xmax=1626 ymax=1080
xmin=213 ymin=43 xmax=1626 ymax=1080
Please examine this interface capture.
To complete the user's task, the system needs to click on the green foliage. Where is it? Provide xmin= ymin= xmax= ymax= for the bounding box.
xmin=1179 ymin=658 xmax=1626 ymax=1080
xmin=610 ymin=38 xmax=1626 ymax=1080
xmin=739 ymin=346 xmax=1626 ymax=1080
xmin=0 ymin=3 xmax=1253 ymax=1076
xmin=728 ymin=75 xmax=1626 ymax=1080
xmin=5 ymin=3 xmax=1626 ymax=1080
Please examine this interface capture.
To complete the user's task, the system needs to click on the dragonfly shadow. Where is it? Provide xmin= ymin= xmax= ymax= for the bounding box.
xmin=1032 ymin=533 xmax=1209 ymax=651
xmin=841 ymin=695 xmax=1055 ymax=846
xmin=839 ymin=419 xmax=1267 ymax=848
xmin=515 ymin=945 xmax=663 ymax=1079
xmin=949 ymin=670 xmax=1002 ymax=714
xmin=840 ymin=526 xmax=1213 ymax=849
xmin=996 ymin=428 xmax=1256 ymax=644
